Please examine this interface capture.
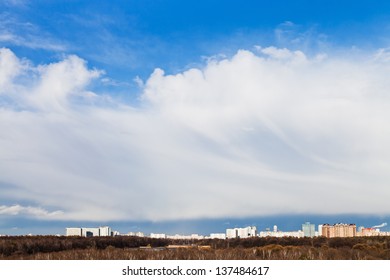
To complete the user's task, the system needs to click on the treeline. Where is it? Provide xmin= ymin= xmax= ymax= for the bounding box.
xmin=1 ymin=235 xmax=390 ymax=260
xmin=174 ymin=235 xmax=390 ymax=250
xmin=21 ymin=244 xmax=390 ymax=260
xmin=196 ymin=236 xmax=390 ymax=249
xmin=0 ymin=236 xmax=169 ymax=257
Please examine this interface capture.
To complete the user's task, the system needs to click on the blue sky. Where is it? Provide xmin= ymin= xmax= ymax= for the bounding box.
xmin=3 ymin=0 xmax=390 ymax=85
xmin=1 ymin=0 xmax=390 ymax=235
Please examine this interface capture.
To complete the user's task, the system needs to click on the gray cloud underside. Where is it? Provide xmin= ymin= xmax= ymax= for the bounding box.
xmin=1 ymin=46 xmax=390 ymax=221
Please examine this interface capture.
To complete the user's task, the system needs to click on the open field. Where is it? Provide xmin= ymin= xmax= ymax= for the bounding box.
xmin=1 ymin=236 xmax=390 ymax=260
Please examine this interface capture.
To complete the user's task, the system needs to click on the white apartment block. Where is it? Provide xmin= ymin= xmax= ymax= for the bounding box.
xmin=209 ymin=233 xmax=226 ymax=239
xmin=259 ymin=230 xmax=304 ymax=238
xmin=318 ymin=224 xmax=323 ymax=236
xmin=167 ymin=234 xmax=205 ymax=240
xmin=226 ymin=226 xmax=257 ymax=238
xmin=82 ymin=227 xmax=100 ymax=237
xmin=98 ymin=226 xmax=112 ymax=237
xmin=66 ymin=227 xmax=82 ymax=236
xmin=150 ymin=233 xmax=167 ymax=239
xmin=226 ymin=228 xmax=237 ymax=239
xmin=126 ymin=231 xmax=145 ymax=237
xmin=65 ymin=226 xmax=112 ymax=237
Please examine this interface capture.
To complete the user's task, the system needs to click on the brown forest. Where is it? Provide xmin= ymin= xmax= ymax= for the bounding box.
xmin=1 ymin=235 xmax=390 ymax=260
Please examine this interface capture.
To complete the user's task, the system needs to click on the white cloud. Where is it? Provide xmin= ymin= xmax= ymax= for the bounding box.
xmin=259 ymin=46 xmax=307 ymax=62
xmin=30 ymin=55 xmax=101 ymax=111
xmin=1 ymin=47 xmax=390 ymax=221
xmin=0 ymin=204 xmax=63 ymax=218
xmin=0 ymin=47 xmax=22 ymax=92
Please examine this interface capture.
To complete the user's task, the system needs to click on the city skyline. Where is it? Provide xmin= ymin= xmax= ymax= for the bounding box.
xmin=56 ymin=221 xmax=390 ymax=238
xmin=2 ymin=1 xmax=390 ymax=234
xmin=1 ymin=214 xmax=389 ymax=236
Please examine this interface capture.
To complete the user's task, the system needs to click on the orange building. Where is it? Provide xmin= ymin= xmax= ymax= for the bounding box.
xmin=356 ymin=228 xmax=380 ymax=237
xmin=321 ymin=223 xmax=356 ymax=238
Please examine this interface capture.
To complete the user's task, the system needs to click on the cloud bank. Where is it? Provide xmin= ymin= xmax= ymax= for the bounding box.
xmin=1 ymin=46 xmax=390 ymax=221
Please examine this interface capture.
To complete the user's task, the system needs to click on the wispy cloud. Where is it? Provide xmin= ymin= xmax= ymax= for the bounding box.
xmin=0 ymin=204 xmax=63 ymax=218
xmin=1 ymin=0 xmax=27 ymax=7
xmin=1 ymin=47 xmax=390 ymax=221
xmin=274 ymin=21 xmax=329 ymax=52
xmin=0 ymin=13 xmax=67 ymax=51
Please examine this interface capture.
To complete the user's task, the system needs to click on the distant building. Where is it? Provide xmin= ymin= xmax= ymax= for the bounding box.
xmin=302 ymin=222 xmax=315 ymax=237
xmin=66 ymin=228 xmax=82 ymax=236
xmin=209 ymin=233 xmax=226 ymax=239
xmin=82 ymin=227 xmax=100 ymax=237
xmin=356 ymin=227 xmax=380 ymax=237
xmin=98 ymin=226 xmax=112 ymax=237
xmin=259 ymin=230 xmax=304 ymax=238
xmin=150 ymin=233 xmax=166 ymax=239
xmin=127 ymin=231 xmax=145 ymax=237
xmin=318 ymin=224 xmax=323 ymax=236
xmin=226 ymin=228 xmax=237 ymax=239
xmin=321 ymin=223 xmax=356 ymax=238
xmin=167 ymin=234 xmax=205 ymax=240
xmin=65 ymin=226 xmax=112 ymax=237
xmin=226 ymin=226 xmax=257 ymax=239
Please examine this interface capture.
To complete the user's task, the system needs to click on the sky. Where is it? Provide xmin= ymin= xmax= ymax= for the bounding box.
xmin=1 ymin=0 xmax=390 ymax=235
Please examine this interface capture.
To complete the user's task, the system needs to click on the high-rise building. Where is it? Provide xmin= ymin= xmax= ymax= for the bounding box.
xmin=302 ymin=222 xmax=315 ymax=237
xmin=321 ymin=223 xmax=356 ymax=238
xmin=318 ymin=224 xmax=323 ymax=236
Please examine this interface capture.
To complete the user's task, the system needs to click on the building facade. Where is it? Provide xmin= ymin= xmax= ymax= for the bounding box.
xmin=259 ymin=230 xmax=304 ymax=238
xmin=209 ymin=233 xmax=226 ymax=239
xmin=317 ymin=224 xmax=323 ymax=237
xmin=321 ymin=223 xmax=356 ymax=238
xmin=226 ymin=226 xmax=257 ymax=239
xmin=65 ymin=226 xmax=112 ymax=237
xmin=356 ymin=227 xmax=381 ymax=237
xmin=66 ymin=228 xmax=82 ymax=236
xmin=150 ymin=233 xmax=167 ymax=239
xmin=166 ymin=234 xmax=205 ymax=240
xmin=302 ymin=222 xmax=315 ymax=237
xmin=226 ymin=228 xmax=238 ymax=239
xmin=126 ymin=231 xmax=145 ymax=237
